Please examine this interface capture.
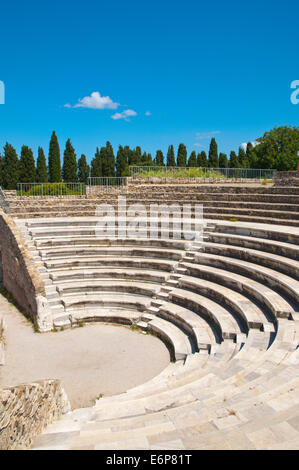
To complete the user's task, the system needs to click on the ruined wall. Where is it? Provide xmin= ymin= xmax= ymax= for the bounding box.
xmin=274 ymin=171 xmax=299 ymax=186
xmin=0 ymin=210 xmax=52 ymax=331
xmin=0 ymin=317 xmax=5 ymax=365
xmin=0 ymin=380 xmax=70 ymax=450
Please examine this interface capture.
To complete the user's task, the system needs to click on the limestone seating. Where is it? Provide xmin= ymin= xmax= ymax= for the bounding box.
xmin=202 ymin=242 xmax=299 ymax=278
xmin=14 ymin=216 xmax=299 ymax=449
xmin=193 ymin=252 xmax=299 ymax=306
xmin=56 ymin=280 xmax=160 ymax=297
xmin=181 ymin=262 xmax=295 ymax=321
xmin=49 ymin=268 xmax=170 ymax=284
xmin=207 ymin=222 xmax=299 ymax=245
xmin=39 ymin=246 xmax=184 ymax=262
xmin=44 ymin=257 xmax=178 ymax=272
xmin=205 ymin=231 xmax=299 ymax=260
xmin=31 ymin=327 xmax=299 ymax=449
xmin=172 ymin=278 xmax=270 ymax=332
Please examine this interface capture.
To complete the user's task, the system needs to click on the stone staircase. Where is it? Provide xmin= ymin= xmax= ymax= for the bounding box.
xmin=5 ymin=183 xmax=299 ymax=226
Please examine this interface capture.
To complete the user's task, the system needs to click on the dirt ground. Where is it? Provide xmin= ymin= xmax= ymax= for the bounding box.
xmin=0 ymin=295 xmax=170 ymax=409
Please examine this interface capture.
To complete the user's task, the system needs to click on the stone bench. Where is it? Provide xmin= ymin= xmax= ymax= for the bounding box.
xmin=181 ymin=262 xmax=293 ymax=320
xmin=57 ymin=280 xmax=160 ymax=297
xmin=194 ymin=252 xmax=299 ymax=306
xmin=50 ymin=268 xmax=170 ymax=284
xmin=140 ymin=316 xmax=193 ymax=362
xmin=61 ymin=293 xmax=152 ymax=312
xmin=205 ymin=232 xmax=299 ymax=260
xmin=44 ymin=256 xmax=178 ymax=272
xmin=157 ymin=301 xmax=215 ymax=351
xmin=202 ymin=242 xmax=299 ymax=278
xmin=169 ymin=287 xmax=245 ymax=341
xmin=176 ymin=275 xmax=271 ymax=331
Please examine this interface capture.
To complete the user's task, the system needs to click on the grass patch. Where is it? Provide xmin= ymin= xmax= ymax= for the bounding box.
xmin=134 ymin=167 xmax=227 ymax=179
xmin=17 ymin=183 xmax=84 ymax=197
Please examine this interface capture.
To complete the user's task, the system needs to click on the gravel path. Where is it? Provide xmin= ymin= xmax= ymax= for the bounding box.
xmin=0 ymin=295 xmax=170 ymax=409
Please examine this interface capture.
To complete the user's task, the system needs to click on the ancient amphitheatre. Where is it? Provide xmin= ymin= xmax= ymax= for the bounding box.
xmin=0 ymin=171 xmax=299 ymax=450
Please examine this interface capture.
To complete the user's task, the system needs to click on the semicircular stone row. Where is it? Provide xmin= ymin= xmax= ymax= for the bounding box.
xmin=14 ymin=216 xmax=299 ymax=450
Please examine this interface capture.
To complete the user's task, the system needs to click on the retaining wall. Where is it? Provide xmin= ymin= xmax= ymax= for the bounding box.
xmin=0 ymin=380 xmax=70 ymax=450
xmin=0 ymin=210 xmax=52 ymax=331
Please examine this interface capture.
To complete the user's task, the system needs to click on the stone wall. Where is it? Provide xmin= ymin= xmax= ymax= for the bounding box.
xmin=0 ymin=210 xmax=53 ymax=331
xmin=0 ymin=380 xmax=70 ymax=450
xmin=275 ymin=171 xmax=299 ymax=186
xmin=0 ymin=317 xmax=5 ymax=365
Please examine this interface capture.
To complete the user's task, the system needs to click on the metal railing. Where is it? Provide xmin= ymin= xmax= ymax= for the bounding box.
xmin=0 ymin=187 xmax=10 ymax=213
xmin=88 ymin=177 xmax=127 ymax=187
xmin=130 ymin=166 xmax=275 ymax=180
xmin=17 ymin=182 xmax=85 ymax=198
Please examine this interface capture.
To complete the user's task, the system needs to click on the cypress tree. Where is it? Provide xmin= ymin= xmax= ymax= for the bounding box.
xmin=36 ymin=147 xmax=48 ymax=183
xmin=116 ymin=145 xmax=129 ymax=177
xmin=166 ymin=145 xmax=176 ymax=167
xmin=141 ymin=152 xmax=148 ymax=165
xmin=77 ymin=154 xmax=90 ymax=184
xmin=90 ymin=147 xmax=102 ymax=177
xmin=238 ymin=147 xmax=249 ymax=168
xmin=0 ymin=153 xmax=3 ymax=187
xmin=147 ymin=153 xmax=153 ymax=165
xmin=246 ymin=142 xmax=257 ymax=168
xmin=48 ymin=131 xmax=61 ymax=182
xmin=229 ymin=151 xmax=239 ymax=168
xmin=177 ymin=143 xmax=187 ymax=167
xmin=197 ymin=151 xmax=208 ymax=167
xmin=135 ymin=146 xmax=142 ymax=165
xmin=123 ymin=146 xmax=133 ymax=173
xmin=100 ymin=142 xmax=115 ymax=177
xmin=3 ymin=143 xmax=19 ymax=189
xmin=188 ymin=151 xmax=197 ymax=167
xmin=155 ymin=150 xmax=164 ymax=166
xmin=19 ymin=145 xmax=36 ymax=183
xmin=219 ymin=152 xmax=228 ymax=168
xmin=208 ymin=138 xmax=219 ymax=167
xmin=62 ymin=139 xmax=77 ymax=181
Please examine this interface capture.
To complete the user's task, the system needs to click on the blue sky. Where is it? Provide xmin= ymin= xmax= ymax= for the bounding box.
xmin=0 ymin=0 xmax=298 ymax=164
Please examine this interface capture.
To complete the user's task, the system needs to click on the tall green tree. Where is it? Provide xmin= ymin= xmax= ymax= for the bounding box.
xmin=246 ymin=142 xmax=258 ymax=168
xmin=208 ymin=138 xmax=219 ymax=167
xmin=219 ymin=152 xmax=228 ymax=168
xmin=3 ymin=143 xmax=19 ymax=189
xmin=102 ymin=141 xmax=115 ymax=177
xmin=135 ymin=146 xmax=142 ymax=165
xmin=166 ymin=145 xmax=176 ymax=166
xmin=90 ymin=147 xmax=102 ymax=177
xmin=188 ymin=151 xmax=197 ymax=167
xmin=48 ymin=131 xmax=61 ymax=182
xmin=0 ymin=153 xmax=4 ymax=187
xmin=36 ymin=147 xmax=48 ymax=183
xmin=177 ymin=143 xmax=187 ymax=167
xmin=116 ymin=145 xmax=129 ymax=177
xmin=77 ymin=154 xmax=90 ymax=184
xmin=238 ymin=147 xmax=249 ymax=168
xmin=62 ymin=139 xmax=77 ymax=181
xmin=19 ymin=145 xmax=36 ymax=183
xmin=155 ymin=150 xmax=164 ymax=166
xmin=197 ymin=151 xmax=208 ymax=167
xmin=229 ymin=151 xmax=239 ymax=168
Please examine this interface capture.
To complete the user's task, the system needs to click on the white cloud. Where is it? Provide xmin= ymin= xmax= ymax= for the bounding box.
xmin=241 ymin=141 xmax=260 ymax=150
xmin=195 ymin=130 xmax=221 ymax=140
xmin=65 ymin=91 xmax=120 ymax=109
xmin=145 ymin=111 xmax=152 ymax=116
xmin=111 ymin=109 xmax=137 ymax=121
